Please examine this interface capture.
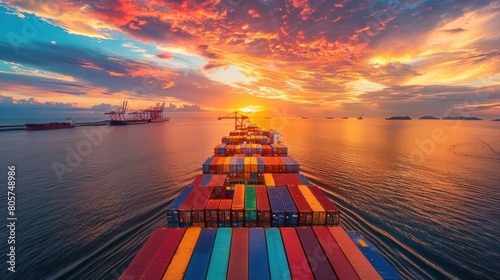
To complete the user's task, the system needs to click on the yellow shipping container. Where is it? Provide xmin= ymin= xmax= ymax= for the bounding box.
xmin=298 ymin=185 xmax=326 ymax=225
xmin=236 ymin=145 xmax=241 ymax=154
xmin=223 ymin=157 xmax=232 ymax=173
xmin=263 ymin=173 xmax=275 ymax=187
xmin=250 ymin=157 xmax=258 ymax=173
xmin=162 ymin=227 xmax=202 ymax=280
xmin=244 ymin=157 xmax=251 ymax=173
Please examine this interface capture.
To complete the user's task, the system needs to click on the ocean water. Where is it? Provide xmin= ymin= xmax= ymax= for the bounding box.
xmin=0 ymin=117 xmax=499 ymax=279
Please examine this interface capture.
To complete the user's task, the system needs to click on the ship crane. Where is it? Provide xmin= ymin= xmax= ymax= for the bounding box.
xmin=104 ymin=100 xmax=127 ymax=121
xmin=218 ymin=111 xmax=249 ymax=130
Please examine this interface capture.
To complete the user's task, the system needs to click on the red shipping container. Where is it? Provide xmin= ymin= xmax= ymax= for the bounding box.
xmin=205 ymin=199 xmax=220 ymax=228
xmin=218 ymin=199 xmax=232 ymax=227
xmin=287 ymin=185 xmax=313 ymax=226
xmin=296 ymin=227 xmax=337 ymax=280
xmin=191 ymin=174 xmax=205 ymax=186
xmin=140 ymin=228 xmax=187 ymax=279
xmin=313 ymin=227 xmax=359 ymax=280
xmin=227 ymin=228 xmax=249 ymax=280
xmin=276 ymin=157 xmax=286 ymax=173
xmin=209 ymin=159 xmax=217 ymax=174
xmin=192 ymin=186 xmax=214 ymax=227
xmin=272 ymin=174 xmax=288 ymax=187
xmin=264 ymin=157 xmax=272 ymax=173
xmin=207 ymin=174 xmax=227 ymax=199
xmin=280 ymin=228 xmax=314 ymax=280
xmin=329 ymin=227 xmax=382 ymax=280
xmin=119 ymin=228 xmax=170 ymax=279
xmin=309 ymin=186 xmax=341 ymax=226
xmin=178 ymin=187 xmax=200 ymax=226
xmin=255 ymin=185 xmax=271 ymax=228
xmin=271 ymin=157 xmax=280 ymax=173
xmin=286 ymin=174 xmax=303 ymax=185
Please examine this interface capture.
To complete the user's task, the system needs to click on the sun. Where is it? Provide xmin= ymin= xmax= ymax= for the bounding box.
xmin=239 ymin=105 xmax=262 ymax=113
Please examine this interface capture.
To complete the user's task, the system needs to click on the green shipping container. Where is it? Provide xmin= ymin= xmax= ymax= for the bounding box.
xmin=245 ymin=186 xmax=257 ymax=227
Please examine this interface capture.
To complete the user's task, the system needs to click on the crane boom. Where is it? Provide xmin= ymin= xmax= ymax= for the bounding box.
xmin=218 ymin=111 xmax=249 ymax=130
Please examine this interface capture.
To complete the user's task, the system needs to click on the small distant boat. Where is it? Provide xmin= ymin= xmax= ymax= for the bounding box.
xmin=341 ymin=117 xmax=349 ymax=119
xmin=264 ymin=117 xmax=271 ymax=119
xmin=326 ymin=117 xmax=334 ymax=119
xmin=301 ymin=117 xmax=309 ymax=119
xmin=25 ymin=118 xmax=76 ymax=131
xmin=358 ymin=115 xmax=363 ymax=120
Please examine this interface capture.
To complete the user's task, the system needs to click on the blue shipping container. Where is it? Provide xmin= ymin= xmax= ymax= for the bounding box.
xmin=257 ymin=158 xmax=265 ymax=173
xmin=282 ymin=157 xmax=293 ymax=173
xmin=296 ymin=174 xmax=312 ymax=186
xmin=277 ymin=187 xmax=298 ymax=227
xmin=202 ymin=158 xmax=213 ymax=174
xmin=266 ymin=228 xmax=291 ymax=279
xmin=249 ymin=228 xmax=270 ymax=280
xmin=230 ymin=157 xmax=238 ymax=173
xmin=267 ymin=188 xmax=285 ymax=227
xmin=184 ymin=228 xmax=217 ymax=279
xmin=220 ymin=143 xmax=226 ymax=154
xmin=206 ymin=228 xmax=232 ymax=280
xmin=200 ymin=174 xmax=213 ymax=186
xmin=167 ymin=186 xmax=194 ymax=227
xmin=347 ymin=232 xmax=402 ymax=280
xmin=237 ymin=158 xmax=244 ymax=173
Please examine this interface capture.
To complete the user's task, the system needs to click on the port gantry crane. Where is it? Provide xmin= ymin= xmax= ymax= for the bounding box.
xmin=218 ymin=111 xmax=249 ymax=130
xmin=104 ymin=100 xmax=128 ymax=121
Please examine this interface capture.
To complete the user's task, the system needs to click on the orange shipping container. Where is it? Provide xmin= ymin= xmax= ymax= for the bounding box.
xmin=223 ymin=157 xmax=232 ymax=173
xmin=217 ymin=157 xmax=226 ymax=174
xmin=162 ymin=227 xmax=202 ymax=279
xmin=263 ymin=173 xmax=275 ymax=187
xmin=232 ymin=185 xmax=245 ymax=227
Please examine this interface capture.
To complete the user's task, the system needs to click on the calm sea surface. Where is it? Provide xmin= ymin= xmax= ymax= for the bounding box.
xmin=0 ymin=117 xmax=499 ymax=279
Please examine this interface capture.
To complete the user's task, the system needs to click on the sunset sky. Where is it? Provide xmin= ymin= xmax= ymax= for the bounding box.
xmin=0 ymin=0 xmax=499 ymax=120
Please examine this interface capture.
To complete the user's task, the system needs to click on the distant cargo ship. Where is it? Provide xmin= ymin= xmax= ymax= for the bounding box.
xmin=25 ymin=118 xmax=76 ymax=131
xmin=326 ymin=117 xmax=334 ymax=119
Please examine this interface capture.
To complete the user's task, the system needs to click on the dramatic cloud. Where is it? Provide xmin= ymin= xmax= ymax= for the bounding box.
xmin=0 ymin=0 xmax=499 ymax=117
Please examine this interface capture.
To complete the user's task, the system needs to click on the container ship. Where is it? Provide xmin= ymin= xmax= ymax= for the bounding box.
xmin=120 ymin=113 xmax=401 ymax=279
xmin=25 ymin=118 xmax=76 ymax=131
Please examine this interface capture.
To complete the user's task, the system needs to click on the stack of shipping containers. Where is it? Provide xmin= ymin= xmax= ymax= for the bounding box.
xmin=122 ymin=123 xmax=399 ymax=280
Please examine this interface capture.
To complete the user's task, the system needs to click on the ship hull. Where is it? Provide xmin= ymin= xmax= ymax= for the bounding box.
xmin=25 ymin=123 xmax=76 ymax=131
xmin=110 ymin=119 xmax=150 ymax=126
